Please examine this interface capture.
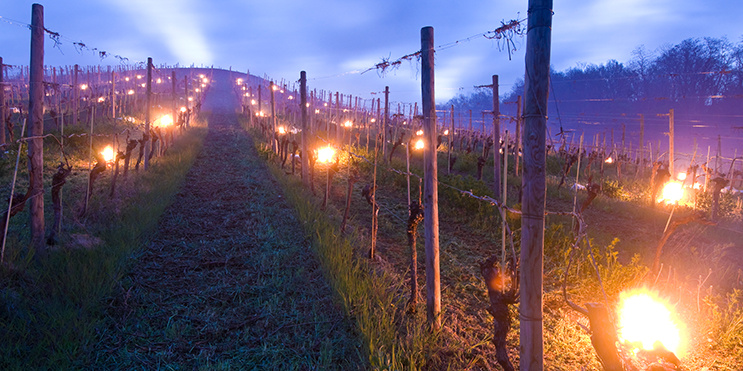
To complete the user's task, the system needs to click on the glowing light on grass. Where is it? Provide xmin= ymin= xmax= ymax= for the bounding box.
xmin=343 ymin=120 xmax=353 ymax=128
xmin=180 ymin=106 xmax=187 ymax=113
xmin=416 ymin=129 xmax=424 ymax=136
xmin=659 ymin=181 xmax=684 ymax=204
xmin=127 ymin=89 xmax=135 ymax=95
xmin=97 ymin=97 xmax=105 ymax=103
xmin=444 ymin=129 xmax=449 ymax=135
xmin=136 ymin=75 xmax=143 ymax=79
xmin=370 ymin=118 xmax=376 ymax=123
xmin=277 ymin=126 xmax=286 ymax=134
xmin=314 ymin=109 xmax=320 ymax=114
xmin=236 ymin=78 xmax=243 ymax=85
xmin=80 ymin=84 xmax=88 ymax=90
xmin=605 ymin=157 xmax=614 ymax=164
xmin=188 ymin=97 xmax=194 ymax=102
xmin=677 ymin=172 xmax=687 ymax=181
xmin=125 ymin=77 xmax=130 ymax=82
xmin=101 ymin=145 xmax=114 ymax=163
xmin=618 ymin=289 xmax=682 ymax=355
xmin=156 ymin=78 xmax=162 ymax=84
xmin=317 ymin=146 xmax=335 ymax=163
xmin=414 ymin=139 xmax=425 ymax=150
xmin=251 ymin=99 xmax=257 ymax=105
xmin=202 ymin=77 xmax=209 ymax=84
xmin=140 ymin=83 xmax=146 ymax=88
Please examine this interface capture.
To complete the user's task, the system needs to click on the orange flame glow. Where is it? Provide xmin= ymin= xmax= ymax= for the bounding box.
xmin=158 ymin=115 xmax=173 ymax=127
xmin=618 ymin=289 xmax=683 ymax=355
xmin=658 ymin=181 xmax=684 ymax=204
xmin=101 ymin=145 xmax=114 ymax=162
xmin=317 ymin=146 xmax=335 ymax=163
xmin=414 ymin=139 xmax=425 ymax=150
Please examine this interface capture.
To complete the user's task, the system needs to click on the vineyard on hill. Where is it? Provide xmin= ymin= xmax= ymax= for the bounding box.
xmin=1 ymin=3 xmax=743 ymax=371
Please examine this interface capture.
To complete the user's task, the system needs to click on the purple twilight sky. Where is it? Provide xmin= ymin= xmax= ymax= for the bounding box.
xmin=1 ymin=0 xmax=742 ymax=105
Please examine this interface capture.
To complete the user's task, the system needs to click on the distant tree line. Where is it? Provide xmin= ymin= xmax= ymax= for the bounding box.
xmin=444 ymin=37 xmax=743 ymax=134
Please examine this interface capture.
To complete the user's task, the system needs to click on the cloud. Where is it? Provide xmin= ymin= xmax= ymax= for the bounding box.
xmin=108 ymin=0 xmax=213 ymax=64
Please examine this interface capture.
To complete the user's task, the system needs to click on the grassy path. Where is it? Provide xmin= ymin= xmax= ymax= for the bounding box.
xmin=88 ymin=74 xmax=362 ymax=369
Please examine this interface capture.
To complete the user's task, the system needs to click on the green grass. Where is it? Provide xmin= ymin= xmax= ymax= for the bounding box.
xmin=0 ymin=119 xmax=206 ymax=370
xmin=256 ymin=139 xmax=443 ymax=370
xmin=250 ymin=117 xmax=743 ymax=369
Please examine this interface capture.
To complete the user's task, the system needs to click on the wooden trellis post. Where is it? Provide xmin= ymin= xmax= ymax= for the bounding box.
xmin=143 ymin=57 xmax=152 ymax=170
xmin=639 ymin=113 xmax=645 ymax=176
xmin=0 ymin=57 xmax=5 ymax=147
xmin=521 ymin=0 xmax=553 ymax=368
xmin=492 ymin=75 xmax=501 ymax=200
xmin=383 ymin=86 xmax=389 ymax=162
xmin=271 ymin=81 xmax=277 ymax=153
xmin=300 ymin=71 xmax=310 ymax=186
xmin=421 ymin=25 xmax=441 ymax=330
xmin=515 ymin=95 xmax=522 ymax=176
xmin=28 ymin=3 xmax=45 ymax=252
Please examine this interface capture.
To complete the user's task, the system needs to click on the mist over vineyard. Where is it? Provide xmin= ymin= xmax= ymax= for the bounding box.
xmin=445 ymin=37 xmax=743 ymax=165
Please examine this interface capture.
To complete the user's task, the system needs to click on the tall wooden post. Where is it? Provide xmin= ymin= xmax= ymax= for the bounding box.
xmin=421 ymin=26 xmax=441 ymax=329
xmin=73 ymin=64 xmax=79 ymax=125
xmin=669 ymin=108 xmax=674 ymax=175
xmin=448 ymin=107 xmax=453 ymax=174
xmin=171 ymin=70 xmax=177 ymax=126
xmin=383 ymin=86 xmax=389 ymax=161
xmin=143 ymin=57 xmax=152 ymax=170
xmin=639 ymin=113 xmax=644 ymax=176
xmin=492 ymin=75 xmax=501 ymax=200
xmin=28 ymin=3 xmax=45 ymax=252
xmin=0 ymin=57 xmax=5 ymax=147
xmin=300 ymin=71 xmax=310 ymax=186
xmin=111 ymin=71 xmax=116 ymax=118
xmin=521 ymin=0 xmax=552 ymax=368
xmin=258 ymin=84 xmax=262 ymax=115
xmin=515 ymin=95 xmax=522 ymax=176
xmin=270 ymin=81 xmax=277 ymax=153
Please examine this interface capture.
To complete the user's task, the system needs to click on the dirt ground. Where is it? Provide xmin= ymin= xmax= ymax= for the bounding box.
xmin=84 ymin=71 xmax=362 ymax=369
